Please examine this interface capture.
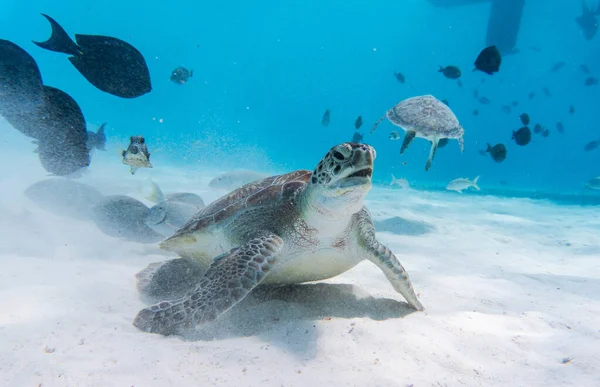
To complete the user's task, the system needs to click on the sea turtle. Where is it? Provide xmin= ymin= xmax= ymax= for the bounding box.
xmin=370 ymin=95 xmax=465 ymax=171
xmin=133 ymin=142 xmax=424 ymax=336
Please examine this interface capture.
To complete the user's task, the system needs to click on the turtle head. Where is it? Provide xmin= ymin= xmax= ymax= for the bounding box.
xmin=307 ymin=142 xmax=375 ymax=217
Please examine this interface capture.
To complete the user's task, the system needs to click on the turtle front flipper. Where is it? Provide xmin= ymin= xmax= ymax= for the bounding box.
xmin=136 ymin=258 xmax=206 ymax=303
xmin=355 ymin=209 xmax=424 ymax=311
xmin=425 ymin=138 xmax=439 ymax=171
xmin=400 ymin=130 xmax=416 ymax=154
xmin=133 ymin=234 xmax=284 ymax=336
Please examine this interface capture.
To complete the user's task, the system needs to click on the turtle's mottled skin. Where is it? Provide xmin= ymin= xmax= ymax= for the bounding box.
xmin=371 ymin=95 xmax=465 ymax=171
xmin=133 ymin=142 xmax=424 ymax=336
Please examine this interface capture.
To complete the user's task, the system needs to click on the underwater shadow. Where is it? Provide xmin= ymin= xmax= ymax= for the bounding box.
xmin=374 ymin=216 xmax=434 ymax=236
xmin=180 ymin=283 xmax=418 ymax=356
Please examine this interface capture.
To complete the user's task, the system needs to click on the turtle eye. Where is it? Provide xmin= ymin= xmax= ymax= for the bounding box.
xmin=332 ymin=151 xmax=345 ymax=160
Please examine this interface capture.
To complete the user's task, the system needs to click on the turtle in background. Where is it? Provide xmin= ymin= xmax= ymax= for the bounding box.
xmin=370 ymin=95 xmax=465 ymax=171
xmin=132 ymin=142 xmax=424 ymax=336
xmin=122 ymin=135 xmax=152 ymax=174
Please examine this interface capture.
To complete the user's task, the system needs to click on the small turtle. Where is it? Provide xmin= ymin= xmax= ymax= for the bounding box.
xmin=132 ymin=142 xmax=424 ymax=336
xmin=370 ymin=95 xmax=465 ymax=171
xmin=122 ymin=136 xmax=152 ymax=174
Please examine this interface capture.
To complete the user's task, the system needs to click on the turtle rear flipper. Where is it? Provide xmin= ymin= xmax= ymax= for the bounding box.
xmin=136 ymin=258 xmax=205 ymax=303
xmin=133 ymin=234 xmax=284 ymax=336
xmin=425 ymin=139 xmax=439 ymax=171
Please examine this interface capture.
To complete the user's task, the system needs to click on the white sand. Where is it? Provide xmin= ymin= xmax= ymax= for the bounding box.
xmin=1 ymin=132 xmax=599 ymax=386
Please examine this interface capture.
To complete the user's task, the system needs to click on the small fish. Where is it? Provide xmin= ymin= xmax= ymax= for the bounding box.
xmin=473 ymin=46 xmax=502 ymax=75
xmin=86 ymin=122 xmax=107 ymax=151
xmin=512 ymin=126 xmax=531 ymax=146
xmin=446 ymin=176 xmax=480 ymax=193
xmin=584 ymin=77 xmax=599 ymax=86
xmin=393 ymin=72 xmax=405 ymax=83
xmin=542 ymin=87 xmax=552 ymax=97
xmin=438 ymin=65 xmax=461 ymax=79
xmin=170 ymin=67 xmax=193 ymax=84
xmin=145 ymin=199 xmax=204 ymax=237
xmin=208 ymin=170 xmax=269 ymax=190
xmin=457 ymin=79 xmax=463 ymax=88
xmin=533 ymin=124 xmax=544 ymax=134
xmin=122 ymin=136 xmax=152 ymax=174
xmin=556 ymin=122 xmax=564 ymax=133
xmin=542 ymin=129 xmax=550 ymax=137
xmin=441 ymin=99 xmax=450 ymax=106
xmin=511 ymin=100 xmax=519 ymax=107
xmin=585 ymin=177 xmax=600 ymax=190
xmin=569 ymin=105 xmax=575 ymax=115
xmin=528 ymin=92 xmax=535 ymax=100
xmin=354 ymin=115 xmax=363 ymax=130
xmin=33 ymin=14 xmax=151 ymax=99
xmin=478 ymin=96 xmax=491 ymax=105
xmin=486 ymin=143 xmax=507 ymax=163
xmin=580 ymin=64 xmax=591 ymax=74
xmin=520 ymin=113 xmax=530 ymax=125
xmin=389 ymin=131 xmax=401 ymax=140
xmin=352 ymin=132 xmax=363 ymax=143
xmin=502 ymin=105 xmax=511 ymax=114
xmin=321 ymin=109 xmax=331 ymax=127
xmin=576 ymin=0 xmax=600 ymax=41
xmin=584 ymin=140 xmax=600 ymax=151
xmin=551 ymin=62 xmax=565 ymax=72
xmin=437 ymin=138 xmax=449 ymax=148
xmin=390 ymin=174 xmax=410 ymax=189
xmin=473 ymin=109 xmax=479 ymax=116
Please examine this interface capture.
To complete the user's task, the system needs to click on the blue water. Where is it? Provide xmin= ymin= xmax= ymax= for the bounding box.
xmin=1 ymin=0 xmax=598 ymax=194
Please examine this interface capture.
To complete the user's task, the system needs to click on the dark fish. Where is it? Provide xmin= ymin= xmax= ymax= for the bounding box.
xmin=520 ymin=113 xmax=530 ymax=125
xmin=584 ymin=140 xmax=599 ymax=151
xmin=478 ymin=96 xmax=491 ymax=105
xmin=122 ymin=136 xmax=152 ymax=174
xmin=580 ymin=64 xmax=591 ymax=74
xmin=556 ymin=122 xmax=564 ymax=133
xmin=437 ymin=138 xmax=449 ymax=148
xmin=170 ymin=67 xmax=193 ymax=84
xmin=321 ymin=109 xmax=331 ymax=127
xmin=486 ymin=143 xmax=507 ymax=162
xmin=575 ymin=0 xmax=600 ymax=41
xmin=502 ymin=105 xmax=511 ymax=114
xmin=24 ymin=178 xmax=104 ymax=220
xmin=86 ymin=122 xmax=107 ymax=151
xmin=511 ymin=100 xmax=519 ymax=107
xmin=551 ymin=62 xmax=565 ymax=72
xmin=473 ymin=46 xmax=502 ymax=75
xmin=542 ymin=87 xmax=552 ymax=97
xmin=0 ymin=40 xmax=45 ymax=138
xmin=528 ymin=92 xmax=535 ymax=100
xmin=585 ymin=77 xmax=599 ymax=86
xmin=393 ymin=72 xmax=405 ymax=83
xmin=533 ymin=124 xmax=544 ymax=134
xmin=473 ymin=109 xmax=479 ymax=116
xmin=512 ymin=126 xmax=531 ymax=146
xmin=33 ymin=14 xmax=152 ymax=99
xmin=541 ymin=129 xmax=550 ymax=138
xmin=438 ymin=65 xmax=461 ymax=79
xmin=570 ymin=105 xmax=575 ymax=115
xmin=352 ymin=132 xmax=363 ymax=143
xmin=354 ymin=115 xmax=363 ymax=130
xmin=441 ymin=99 xmax=450 ymax=106
xmin=91 ymin=195 xmax=163 ymax=243
xmin=35 ymin=86 xmax=91 ymax=176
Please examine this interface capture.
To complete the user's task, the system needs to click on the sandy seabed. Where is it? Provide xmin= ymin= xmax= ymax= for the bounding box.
xmin=1 ymin=131 xmax=599 ymax=387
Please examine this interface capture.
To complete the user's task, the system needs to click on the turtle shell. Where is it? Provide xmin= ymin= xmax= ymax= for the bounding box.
xmin=387 ymin=95 xmax=463 ymax=139
xmin=162 ymin=170 xmax=311 ymax=244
